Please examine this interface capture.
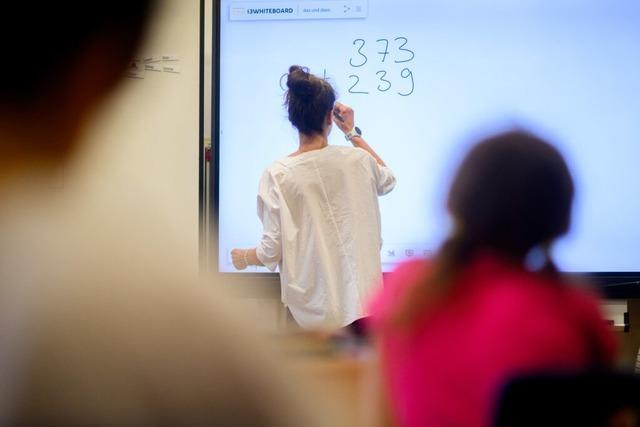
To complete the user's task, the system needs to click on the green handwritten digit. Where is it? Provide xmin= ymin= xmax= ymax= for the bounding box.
xmin=394 ymin=37 xmax=415 ymax=63
xmin=377 ymin=39 xmax=390 ymax=63
xmin=350 ymin=39 xmax=368 ymax=67
xmin=348 ymin=74 xmax=369 ymax=94
xmin=376 ymin=70 xmax=391 ymax=92
xmin=398 ymin=68 xmax=414 ymax=96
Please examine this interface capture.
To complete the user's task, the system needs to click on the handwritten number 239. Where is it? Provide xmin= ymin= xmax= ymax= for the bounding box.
xmin=349 ymin=68 xmax=414 ymax=96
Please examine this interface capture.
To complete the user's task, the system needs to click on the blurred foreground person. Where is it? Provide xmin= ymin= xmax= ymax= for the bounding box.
xmin=368 ymin=131 xmax=616 ymax=427
xmin=0 ymin=3 xmax=324 ymax=426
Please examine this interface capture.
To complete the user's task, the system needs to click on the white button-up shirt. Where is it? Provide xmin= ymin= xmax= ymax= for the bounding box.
xmin=255 ymin=145 xmax=396 ymax=329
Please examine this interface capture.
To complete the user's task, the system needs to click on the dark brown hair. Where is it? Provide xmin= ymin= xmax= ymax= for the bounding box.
xmin=395 ymin=130 xmax=575 ymax=325
xmin=0 ymin=1 xmax=154 ymax=107
xmin=285 ymin=65 xmax=336 ymax=136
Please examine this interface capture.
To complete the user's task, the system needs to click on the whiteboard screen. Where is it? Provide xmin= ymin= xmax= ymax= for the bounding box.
xmin=217 ymin=0 xmax=640 ymax=274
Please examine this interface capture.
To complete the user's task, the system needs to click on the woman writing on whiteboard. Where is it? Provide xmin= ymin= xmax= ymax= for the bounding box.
xmin=231 ymin=65 xmax=396 ymax=330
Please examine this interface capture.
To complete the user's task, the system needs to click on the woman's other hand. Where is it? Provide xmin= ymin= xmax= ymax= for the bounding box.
xmin=231 ymin=249 xmax=248 ymax=270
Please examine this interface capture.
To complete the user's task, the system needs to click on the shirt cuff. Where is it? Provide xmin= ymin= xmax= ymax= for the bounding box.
xmin=255 ymin=246 xmax=279 ymax=272
xmin=378 ymin=166 xmax=397 ymax=195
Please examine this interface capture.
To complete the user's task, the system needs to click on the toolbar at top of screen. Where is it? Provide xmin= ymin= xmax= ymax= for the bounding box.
xmin=229 ymin=1 xmax=369 ymax=21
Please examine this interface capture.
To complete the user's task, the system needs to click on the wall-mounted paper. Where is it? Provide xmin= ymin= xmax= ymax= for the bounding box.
xmin=143 ymin=55 xmax=162 ymax=63
xmin=126 ymin=59 xmax=144 ymax=79
xmin=144 ymin=62 xmax=163 ymax=72
xmin=163 ymin=64 xmax=181 ymax=74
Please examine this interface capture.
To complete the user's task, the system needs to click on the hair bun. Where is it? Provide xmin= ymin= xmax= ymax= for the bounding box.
xmin=287 ymin=65 xmax=317 ymax=99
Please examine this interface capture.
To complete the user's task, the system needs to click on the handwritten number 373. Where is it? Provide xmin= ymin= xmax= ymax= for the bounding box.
xmin=350 ymin=38 xmax=415 ymax=65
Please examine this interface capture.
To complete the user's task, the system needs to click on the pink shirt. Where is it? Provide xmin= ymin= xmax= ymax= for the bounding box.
xmin=368 ymin=255 xmax=616 ymax=427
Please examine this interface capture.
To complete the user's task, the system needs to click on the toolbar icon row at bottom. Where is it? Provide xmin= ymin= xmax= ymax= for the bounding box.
xmin=381 ymin=245 xmax=434 ymax=263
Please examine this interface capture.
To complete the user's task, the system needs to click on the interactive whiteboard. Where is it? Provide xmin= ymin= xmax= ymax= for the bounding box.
xmin=216 ymin=0 xmax=640 ymax=274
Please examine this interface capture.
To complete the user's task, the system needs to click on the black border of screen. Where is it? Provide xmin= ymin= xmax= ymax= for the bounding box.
xmin=207 ymin=0 xmax=640 ymax=297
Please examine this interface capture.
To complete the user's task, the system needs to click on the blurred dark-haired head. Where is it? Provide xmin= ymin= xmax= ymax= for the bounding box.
xmin=448 ymin=130 xmax=574 ymax=260
xmin=0 ymin=1 xmax=155 ymax=167
xmin=391 ymin=130 xmax=575 ymax=327
xmin=0 ymin=2 xmax=154 ymax=107
xmin=285 ymin=65 xmax=336 ymax=136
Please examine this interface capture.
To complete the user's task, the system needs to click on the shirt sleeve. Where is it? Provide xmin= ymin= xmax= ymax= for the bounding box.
xmin=255 ymin=170 xmax=282 ymax=272
xmin=360 ymin=151 xmax=397 ymax=196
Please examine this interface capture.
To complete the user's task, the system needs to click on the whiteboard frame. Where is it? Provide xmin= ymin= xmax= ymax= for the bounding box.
xmin=206 ymin=0 xmax=640 ymax=297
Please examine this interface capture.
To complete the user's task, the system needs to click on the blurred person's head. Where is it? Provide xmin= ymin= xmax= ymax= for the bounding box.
xmin=0 ymin=2 xmax=154 ymax=177
xmin=0 ymin=7 xmax=339 ymax=427
xmin=446 ymin=130 xmax=574 ymax=265
xmin=394 ymin=130 xmax=574 ymax=325
xmin=285 ymin=65 xmax=336 ymax=138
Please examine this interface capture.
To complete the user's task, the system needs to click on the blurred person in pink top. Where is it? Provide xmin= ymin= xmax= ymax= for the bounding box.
xmin=368 ymin=130 xmax=617 ymax=427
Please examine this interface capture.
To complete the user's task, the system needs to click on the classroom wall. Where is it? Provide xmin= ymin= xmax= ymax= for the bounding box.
xmin=69 ymin=0 xmax=201 ymax=273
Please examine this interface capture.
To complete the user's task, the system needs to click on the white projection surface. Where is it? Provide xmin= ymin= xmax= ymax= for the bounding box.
xmin=217 ymin=0 xmax=640 ymax=273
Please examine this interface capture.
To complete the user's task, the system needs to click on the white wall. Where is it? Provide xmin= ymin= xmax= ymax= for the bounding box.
xmin=70 ymin=0 xmax=202 ymax=273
